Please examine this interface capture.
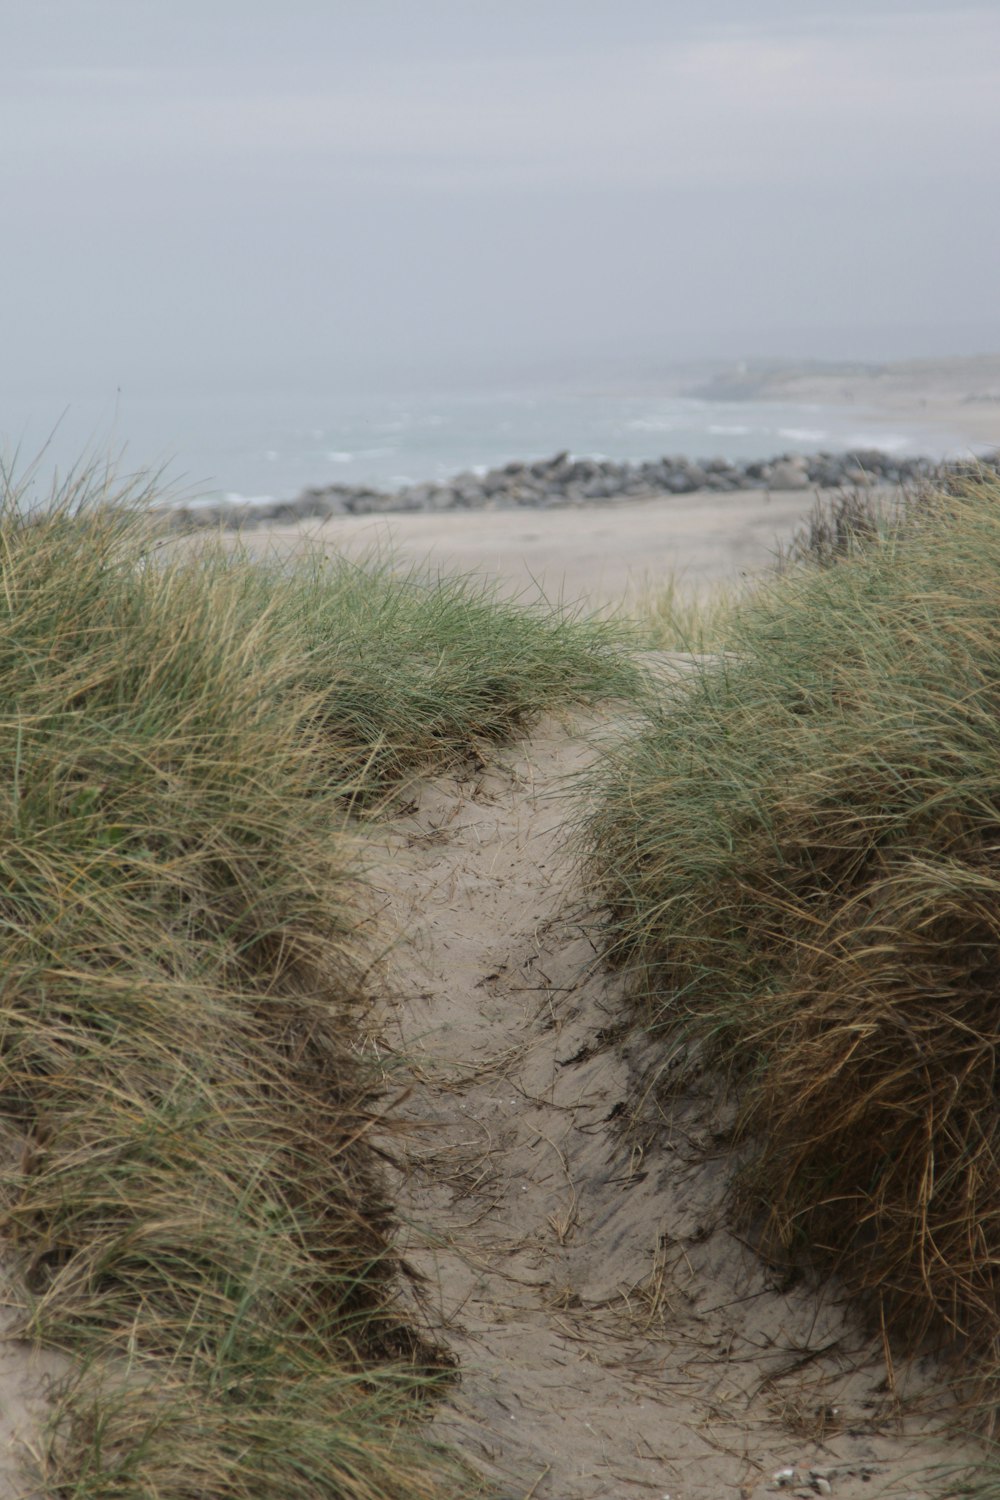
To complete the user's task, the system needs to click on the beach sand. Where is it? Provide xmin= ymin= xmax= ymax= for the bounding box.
xmin=224 ymin=486 xmax=819 ymax=605
xmin=370 ymin=708 xmax=979 ymax=1499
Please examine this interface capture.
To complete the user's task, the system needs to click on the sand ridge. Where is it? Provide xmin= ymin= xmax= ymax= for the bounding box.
xmin=371 ymin=703 xmax=979 ymax=1500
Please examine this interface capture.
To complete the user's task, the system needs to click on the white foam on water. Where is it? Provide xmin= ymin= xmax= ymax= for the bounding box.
xmin=778 ymin=427 xmax=828 ymax=443
xmin=325 ymin=450 xmax=354 ymax=463
xmin=624 ymin=416 xmax=684 ymax=432
xmin=846 ymin=431 xmax=910 ymax=453
xmin=707 ymin=423 xmax=752 ymax=436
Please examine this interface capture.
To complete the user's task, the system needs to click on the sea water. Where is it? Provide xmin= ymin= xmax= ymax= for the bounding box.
xmin=0 ymin=379 xmax=981 ymax=509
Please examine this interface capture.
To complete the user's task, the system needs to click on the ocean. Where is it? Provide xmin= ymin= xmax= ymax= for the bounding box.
xmin=0 ymin=380 xmax=980 ymax=509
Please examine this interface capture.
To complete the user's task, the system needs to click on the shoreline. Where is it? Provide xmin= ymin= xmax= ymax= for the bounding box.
xmin=161 ymin=443 xmax=1000 ymax=532
xmin=690 ymin=353 xmax=1000 ymax=449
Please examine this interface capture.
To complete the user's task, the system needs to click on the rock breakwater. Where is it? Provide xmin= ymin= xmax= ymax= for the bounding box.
xmin=162 ymin=447 xmax=1000 ymax=530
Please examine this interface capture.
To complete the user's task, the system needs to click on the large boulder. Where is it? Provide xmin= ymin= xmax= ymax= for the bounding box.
xmin=765 ymin=458 xmax=811 ymax=491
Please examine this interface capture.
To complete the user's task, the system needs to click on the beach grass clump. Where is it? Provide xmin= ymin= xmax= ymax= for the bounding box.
xmin=0 ymin=458 xmax=642 ymax=1495
xmin=251 ymin=549 xmax=644 ymax=798
xmin=778 ymin=484 xmax=900 ymax=568
xmin=583 ymin=480 xmax=1000 ymax=1390
xmin=0 ymin=476 xmax=486 ymax=1496
xmin=625 ymin=569 xmax=740 ymax=652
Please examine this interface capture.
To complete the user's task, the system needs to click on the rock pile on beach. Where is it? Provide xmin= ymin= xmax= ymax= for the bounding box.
xmin=163 ymin=447 xmax=1000 ymax=530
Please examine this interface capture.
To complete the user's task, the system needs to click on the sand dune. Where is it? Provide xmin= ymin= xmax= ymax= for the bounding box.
xmin=370 ymin=707 xmax=978 ymax=1498
xmin=6 ymin=486 xmax=984 ymax=1496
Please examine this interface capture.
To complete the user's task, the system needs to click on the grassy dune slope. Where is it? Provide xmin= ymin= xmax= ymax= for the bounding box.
xmin=0 ymin=474 xmax=639 ymax=1498
xmin=259 ymin=549 xmax=645 ymax=799
xmin=585 ymin=482 xmax=1000 ymax=1397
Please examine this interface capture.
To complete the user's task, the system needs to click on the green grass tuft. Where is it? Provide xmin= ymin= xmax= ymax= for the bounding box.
xmin=250 ymin=548 xmax=644 ymax=800
xmin=583 ymin=480 xmax=1000 ymax=1400
xmin=622 ymin=570 xmax=739 ymax=653
xmin=0 ymin=462 xmax=633 ymax=1497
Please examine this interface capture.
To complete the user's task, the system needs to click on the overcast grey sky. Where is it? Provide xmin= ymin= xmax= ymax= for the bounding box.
xmin=3 ymin=0 xmax=999 ymax=399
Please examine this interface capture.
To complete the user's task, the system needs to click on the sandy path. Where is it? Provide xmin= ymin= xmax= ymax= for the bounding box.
xmin=371 ymin=704 xmax=978 ymax=1500
xmin=0 ymin=1333 xmax=68 ymax=1497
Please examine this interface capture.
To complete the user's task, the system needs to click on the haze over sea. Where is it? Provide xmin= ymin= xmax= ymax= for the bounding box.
xmin=1 ymin=368 xmax=984 ymax=512
xmin=4 ymin=4 xmax=999 ymax=511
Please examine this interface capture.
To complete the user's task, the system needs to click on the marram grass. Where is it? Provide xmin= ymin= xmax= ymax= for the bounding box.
xmin=0 ymin=467 xmax=637 ymax=1496
xmin=584 ymin=481 xmax=1000 ymax=1405
xmin=253 ymin=546 xmax=645 ymax=800
xmin=624 ymin=569 xmax=739 ymax=653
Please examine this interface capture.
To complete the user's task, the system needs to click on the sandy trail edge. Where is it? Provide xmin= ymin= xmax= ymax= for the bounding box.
xmin=371 ymin=702 xmax=980 ymax=1500
xmin=0 ymin=1335 xmax=69 ymax=1498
